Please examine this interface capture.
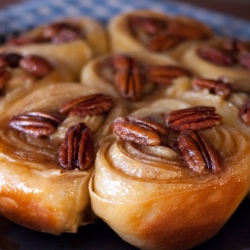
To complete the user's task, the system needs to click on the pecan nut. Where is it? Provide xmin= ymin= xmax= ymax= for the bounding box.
xmin=197 ymin=46 xmax=236 ymax=66
xmin=166 ymin=106 xmax=222 ymax=131
xmin=148 ymin=33 xmax=185 ymax=52
xmin=9 ymin=111 xmax=62 ymax=137
xmin=191 ymin=77 xmax=234 ymax=98
xmin=112 ymin=54 xmax=138 ymax=70
xmin=113 ymin=55 xmax=144 ymax=101
xmin=129 ymin=16 xmax=167 ymax=35
xmin=239 ymin=99 xmax=250 ymax=125
xmin=147 ymin=65 xmax=191 ymax=85
xmin=178 ymin=129 xmax=222 ymax=174
xmin=223 ymin=39 xmax=250 ymax=53
xmin=58 ymin=123 xmax=94 ymax=170
xmin=0 ymin=53 xmax=23 ymax=68
xmin=166 ymin=21 xmax=211 ymax=40
xmin=42 ymin=21 xmax=83 ymax=43
xmin=238 ymin=52 xmax=250 ymax=69
xmin=112 ymin=115 xmax=168 ymax=146
xmin=0 ymin=69 xmax=10 ymax=91
xmin=6 ymin=35 xmax=46 ymax=46
xmin=59 ymin=93 xmax=113 ymax=117
xmin=19 ymin=55 xmax=53 ymax=77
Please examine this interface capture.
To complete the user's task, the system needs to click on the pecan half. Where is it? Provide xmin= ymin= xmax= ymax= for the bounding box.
xmin=42 ymin=22 xmax=82 ymax=43
xmin=6 ymin=35 xmax=46 ymax=46
xmin=9 ymin=111 xmax=62 ymax=137
xmin=113 ymin=55 xmax=144 ymax=101
xmin=0 ymin=69 xmax=10 ymax=91
xmin=191 ymin=77 xmax=234 ymax=98
xmin=238 ymin=52 xmax=250 ymax=69
xmin=112 ymin=115 xmax=168 ymax=146
xmin=0 ymin=53 xmax=23 ymax=68
xmin=223 ymin=39 xmax=250 ymax=53
xmin=147 ymin=65 xmax=191 ymax=85
xmin=197 ymin=46 xmax=236 ymax=66
xmin=19 ymin=55 xmax=53 ymax=77
xmin=112 ymin=54 xmax=138 ymax=70
xmin=166 ymin=106 xmax=222 ymax=131
xmin=59 ymin=93 xmax=113 ymax=117
xmin=148 ymin=33 xmax=185 ymax=52
xmin=129 ymin=16 xmax=167 ymax=35
xmin=166 ymin=22 xmax=211 ymax=40
xmin=178 ymin=129 xmax=222 ymax=174
xmin=58 ymin=123 xmax=94 ymax=170
xmin=239 ymin=99 xmax=250 ymax=125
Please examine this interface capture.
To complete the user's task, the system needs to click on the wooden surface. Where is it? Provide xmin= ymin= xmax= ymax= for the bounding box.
xmin=0 ymin=0 xmax=250 ymax=21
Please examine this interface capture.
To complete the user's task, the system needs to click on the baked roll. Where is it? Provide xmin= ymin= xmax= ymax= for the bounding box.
xmin=80 ymin=53 xmax=191 ymax=111
xmin=0 ymin=51 xmax=74 ymax=101
xmin=1 ymin=17 xmax=109 ymax=78
xmin=0 ymin=82 xmax=126 ymax=234
xmin=162 ymin=76 xmax=250 ymax=139
xmin=90 ymin=98 xmax=250 ymax=250
xmin=108 ymin=9 xmax=214 ymax=61
xmin=180 ymin=37 xmax=250 ymax=92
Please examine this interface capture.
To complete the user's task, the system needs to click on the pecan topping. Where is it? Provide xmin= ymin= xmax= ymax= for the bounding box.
xmin=238 ymin=52 xmax=250 ymax=69
xmin=191 ymin=77 xmax=234 ymax=98
xmin=129 ymin=15 xmax=212 ymax=52
xmin=59 ymin=93 xmax=113 ymax=117
xmin=0 ymin=53 xmax=23 ymax=68
xmin=197 ymin=39 xmax=250 ymax=68
xmin=6 ymin=21 xmax=83 ymax=46
xmin=6 ymin=36 xmax=46 ymax=46
xmin=0 ymin=69 xmax=10 ymax=91
xmin=198 ymin=46 xmax=236 ymax=66
xmin=112 ymin=115 xmax=168 ymax=146
xmin=129 ymin=16 xmax=167 ymax=35
xmin=113 ymin=55 xmax=144 ymax=101
xmin=112 ymin=54 xmax=138 ymax=70
xmin=166 ymin=106 xmax=222 ymax=131
xmin=148 ymin=33 xmax=185 ymax=52
xmin=19 ymin=55 xmax=53 ymax=77
xmin=239 ymin=99 xmax=250 ymax=125
xmin=9 ymin=111 xmax=62 ymax=137
xmin=58 ymin=123 xmax=94 ymax=170
xmin=147 ymin=65 xmax=191 ymax=85
xmin=178 ymin=129 xmax=222 ymax=174
xmin=42 ymin=22 xmax=82 ymax=43
xmin=223 ymin=39 xmax=250 ymax=53
xmin=166 ymin=22 xmax=211 ymax=40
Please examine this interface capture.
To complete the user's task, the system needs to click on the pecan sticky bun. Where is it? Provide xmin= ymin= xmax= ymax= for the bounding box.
xmin=162 ymin=76 xmax=250 ymax=139
xmin=0 ymin=51 xmax=74 ymax=103
xmin=80 ymin=53 xmax=191 ymax=111
xmin=181 ymin=37 xmax=250 ymax=92
xmin=1 ymin=17 xmax=109 ymax=78
xmin=108 ymin=9 xmax=214 ymax=60
xmin=89 ymin=98 xmax=250 ymax=250
xmin=0 ymin=82 xmax=126 ymax=234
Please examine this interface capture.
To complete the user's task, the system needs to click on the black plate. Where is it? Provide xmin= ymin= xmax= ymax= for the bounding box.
xmin=0 ymin=198 xmax=249 ymax=249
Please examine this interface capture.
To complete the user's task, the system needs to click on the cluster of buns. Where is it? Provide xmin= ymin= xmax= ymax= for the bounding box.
xmin=0 ymin=9 xmax=250 ymax=250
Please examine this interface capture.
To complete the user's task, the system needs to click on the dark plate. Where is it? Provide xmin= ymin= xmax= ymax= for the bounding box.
xmin=1 ymin=198 xmax=249 ymax=250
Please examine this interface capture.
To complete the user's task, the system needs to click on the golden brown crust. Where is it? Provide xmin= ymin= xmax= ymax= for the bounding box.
xmin=108 ymin=9 xmax=214 ymax=61
xmin=0 ymin=82 xmax=126 ymax=234
xmin=80 ymin=52 xmax=191 ymax=112
xmin=1 ymin=17 xmax=109 ymax=79
xmin=180 ymin=38 xmax=250 ymax=92
xmin=89 ymin=98 xmax=250 ymax=250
